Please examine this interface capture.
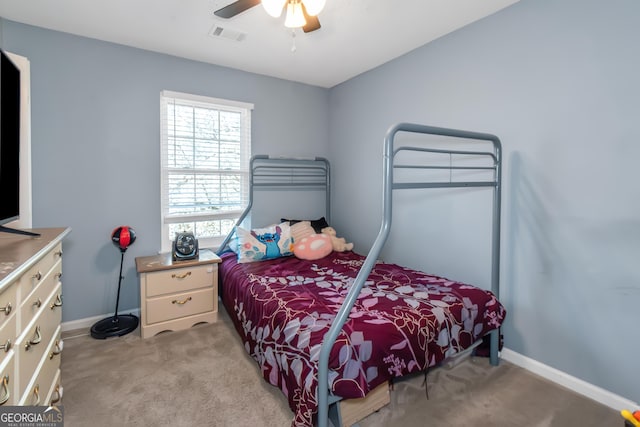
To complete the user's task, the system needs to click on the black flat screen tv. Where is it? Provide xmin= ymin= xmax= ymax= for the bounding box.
xmin=0 ymin=49 xmax=21 ymax=225
xmin=0 ymin=49 xmax=37 ymax=236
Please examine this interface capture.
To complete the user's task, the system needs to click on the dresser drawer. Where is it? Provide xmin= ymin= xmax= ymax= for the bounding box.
xmin=146 ymin=287 xmax=215 ymax=325
xmin=16 ymin=283 xmax=62 ymax=395
xmin=19 ymin=327 xmax=61 ymax=406
xmin=19 ymin=243 xmax=63 ymax=299
xmin=0 ymin=353 xmax=15 ymax=406
xmin=145 ymin=264 xmax=216 ymax=297
xmin=0 ymin=284 xmax=17 ymax=330
xmin=20 ymin=261 xmax=62 ymax=331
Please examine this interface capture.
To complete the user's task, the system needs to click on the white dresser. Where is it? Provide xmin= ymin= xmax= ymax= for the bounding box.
xmin=0 ymin=227 xmax=70 ymax=406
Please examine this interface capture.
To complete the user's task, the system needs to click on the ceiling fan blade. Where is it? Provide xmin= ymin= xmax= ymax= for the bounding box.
xmin=301 ymin=3 xmax=321 ymax=33
xmin=214 ymin=0 xmax=262 ymax=19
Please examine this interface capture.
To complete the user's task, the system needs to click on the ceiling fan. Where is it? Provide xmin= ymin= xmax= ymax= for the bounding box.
xmin=214 ymin=0 xmax=324 ymax=33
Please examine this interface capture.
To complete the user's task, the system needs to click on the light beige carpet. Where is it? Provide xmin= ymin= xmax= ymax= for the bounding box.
xmin=60 ymin=307 xmax=621 ymax=427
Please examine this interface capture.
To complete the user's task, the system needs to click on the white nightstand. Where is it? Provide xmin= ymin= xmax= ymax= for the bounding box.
xmin=135 ymin=249 xmax=221 ymax=339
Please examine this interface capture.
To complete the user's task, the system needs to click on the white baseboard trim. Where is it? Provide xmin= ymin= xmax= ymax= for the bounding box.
xmin=501 ymin=348 xmax=638 ymax=411
xmin=61 ymin=309 xmax=141 ymax=333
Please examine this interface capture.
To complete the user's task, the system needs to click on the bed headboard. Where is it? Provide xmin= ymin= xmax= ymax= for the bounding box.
xmin=217 ymin=155 xmax=330 ymax=253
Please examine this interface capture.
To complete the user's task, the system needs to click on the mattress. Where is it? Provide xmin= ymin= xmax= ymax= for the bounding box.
xmin=219 ymin=250 xmax=506 ymax=426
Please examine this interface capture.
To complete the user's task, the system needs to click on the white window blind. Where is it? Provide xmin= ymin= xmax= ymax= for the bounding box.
xmin=160 ymin=90 xmax=252 ymax=252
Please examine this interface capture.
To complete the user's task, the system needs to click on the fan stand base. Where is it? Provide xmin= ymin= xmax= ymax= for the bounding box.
xmin=90 ymin=314 xmax=139 ymax=339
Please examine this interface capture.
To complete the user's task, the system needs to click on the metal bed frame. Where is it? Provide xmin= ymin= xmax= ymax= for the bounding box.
xmin=317 ymin=123 xmax=502 ymax=427
xmin=217 ymin=123 xmax=502 ymax=427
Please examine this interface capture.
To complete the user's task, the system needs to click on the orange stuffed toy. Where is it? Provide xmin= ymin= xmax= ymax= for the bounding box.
xmin=290 ymin=221 xmax=333 ymax=260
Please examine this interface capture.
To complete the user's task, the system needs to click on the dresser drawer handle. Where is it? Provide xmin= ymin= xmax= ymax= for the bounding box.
xmin=0 ymin=340 xmax=11 ymax=352
xmin=172 ymin=297 xmax=192 ymax=305
xmin=31 ymin=385 xmax=40 ymax=406
xmin=50 ymin=384 xmax=63 ymax=405
xmin=55 ymin=272 xmax=62 ymax=281
xmin=25 ymin=325 xmax=42 ymax=351
xmin=33 ymin=271 xmax=42 ymax=281
xmin=171 ymin=271 xmax=192 ymax=279
xmin=0 ymin=376 xmax=9 ymax=405
xmin=33 ymin=298 xmax=42 ymax=308
xmin=50 ymin=294 xmax=63 ymax=310
xmin=49 ymin=339 xmax=63 ymax=360
xmin=0 ymin=302 xmax=11 ymax=316
xmin=55 ymin=249 xmax=63 ymax=258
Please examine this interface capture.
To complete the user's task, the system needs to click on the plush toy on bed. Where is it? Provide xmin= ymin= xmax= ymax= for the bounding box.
xmin=290 ymin=221 xmax=333 ymax=260
xmin=290 ymin=221 xmax=315 ymax=243
xmin=321 ymin=226 xmax=354 ymax=252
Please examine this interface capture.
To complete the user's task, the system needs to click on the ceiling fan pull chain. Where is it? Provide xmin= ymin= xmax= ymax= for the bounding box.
xmin=291 ymin=29 xmax=297 ymax=53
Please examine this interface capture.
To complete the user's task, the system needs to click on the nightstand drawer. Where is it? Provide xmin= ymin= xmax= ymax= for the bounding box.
xmin=145 ymin=265 xmax=215 ymax=297
xmin=145 ymin=287 xmax=215 ymax=325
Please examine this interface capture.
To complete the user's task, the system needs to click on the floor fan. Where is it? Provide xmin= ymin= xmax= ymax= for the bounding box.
xmin=90 ymin=226 xmax=139 ymax=339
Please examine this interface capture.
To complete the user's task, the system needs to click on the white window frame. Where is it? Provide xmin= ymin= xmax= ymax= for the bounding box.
xmin=160 ymin=90 xmax=253 ymax=253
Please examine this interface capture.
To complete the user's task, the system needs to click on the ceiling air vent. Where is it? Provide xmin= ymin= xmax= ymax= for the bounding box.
xmin=208 ymin=24 xmax=247 ymax=42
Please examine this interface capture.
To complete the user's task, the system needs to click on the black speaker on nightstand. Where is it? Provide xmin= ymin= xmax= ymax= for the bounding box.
xmin=90 ymin=226 xmax=139 ymax=339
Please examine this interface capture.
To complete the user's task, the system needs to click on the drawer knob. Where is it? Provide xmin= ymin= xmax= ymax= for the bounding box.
xmin=0 ymin=302 xmax=11 ymax=316
xmin=50 ymin=384 xmax=63 ymax=405
xmin=0 ymin=339 xmax=11 ymax=352
xmin=0 ymin=376 xmax=9 ymax=405
xmin=55 ymin=249 xmax=63 ymax=258
xmin=171 ymin=271 xmax=192 ymax=279
xmin=25 ymin=325 xmax=42 ymax=351
xmin=172 ymin=296 xmax=192 ymax=305
xmin=33 ymin=271 xmax=42 ymax=281
xmin=55 ymin=272 xmax=63 ymax=281
xmin=49 ymin=339 xmax=63 ymax=360
xmin=31 ymin=385 xmax=40 ymax=406
xmin=33 ymin=298 xmax=42 ymax=308
xmin=50 ymin=294 xmax=63 ymax=310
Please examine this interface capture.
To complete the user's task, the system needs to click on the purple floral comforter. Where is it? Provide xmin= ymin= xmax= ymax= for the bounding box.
xmin=219 ymin=251 xmax=505 ymax=426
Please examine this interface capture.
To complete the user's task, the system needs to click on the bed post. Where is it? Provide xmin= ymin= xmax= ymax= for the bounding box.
xmin=489 ymin=137 xmax=502 ymax=366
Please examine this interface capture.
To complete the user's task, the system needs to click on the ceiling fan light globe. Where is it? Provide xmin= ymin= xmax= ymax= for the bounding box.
xmin=301 ymin=0 xmax=326 ymax=16
xmin=284 ymin=2 xmax=307 ymax=28
xmin=262 ymin=0 xmax=285 ymax=18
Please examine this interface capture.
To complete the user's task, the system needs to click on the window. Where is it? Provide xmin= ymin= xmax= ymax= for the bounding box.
xmin=160 ymin=91 xmax=252 ymax=252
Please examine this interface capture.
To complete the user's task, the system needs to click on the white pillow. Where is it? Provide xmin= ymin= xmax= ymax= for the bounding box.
xmin=236 ymin=222 xmax=293 ymax=263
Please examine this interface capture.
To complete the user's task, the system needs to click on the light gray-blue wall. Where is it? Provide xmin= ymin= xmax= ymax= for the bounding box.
xmin=329 ymin=0 xmax=639 ymax=406
xmin=1 ymin=21 xmax=329 ymax=323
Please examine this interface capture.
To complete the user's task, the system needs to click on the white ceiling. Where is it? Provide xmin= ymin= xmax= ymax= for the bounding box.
xmin=0 ymin=0 xmax=518 ymax=88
